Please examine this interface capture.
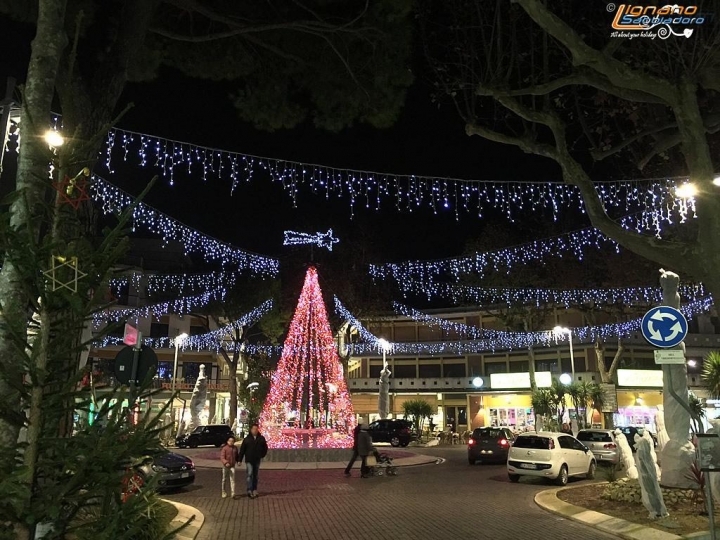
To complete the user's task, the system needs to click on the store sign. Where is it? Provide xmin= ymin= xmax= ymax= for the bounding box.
xmin=600 ymin=383 xmax=618 ymax=413
xmin=617 ymin=369 xmax=663 ymax=387
xmin=696 ymin=434 xmax=720 ymax=472
xmin=490 ymin=371 xmax=552 ymax=389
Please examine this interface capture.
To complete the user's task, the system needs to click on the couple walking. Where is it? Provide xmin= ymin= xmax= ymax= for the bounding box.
xmin=220 ymin=424 xmax=268 ymax=499
xmin=344 ymin=424 xmax=380 ymax=478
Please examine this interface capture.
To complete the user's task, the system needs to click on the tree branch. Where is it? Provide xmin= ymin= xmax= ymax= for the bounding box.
xmin=513 ymin=0 xmax=677 ymax=104
xmin=465 ymin=122 xmax=557 ymax=159
xmin=608 ymin=338 xmax=624 ymax=377
xmin=591 ymin=122 xmax=677 ymax=161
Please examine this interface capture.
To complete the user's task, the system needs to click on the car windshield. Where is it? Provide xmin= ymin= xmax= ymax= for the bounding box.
xmin=473 ymin=428 xmax=503 ymax=439
xmin=513 ymin=436 xmax=552 ymax=449
xmin=577 ymin=431 xmax=613 ymax=442
xmin=192 ymin=426 xmax=203 ymax=434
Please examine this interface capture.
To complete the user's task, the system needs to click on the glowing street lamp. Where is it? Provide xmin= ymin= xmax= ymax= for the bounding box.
xmin=713 ymin=176 xmax=720 ymax=187
xmin=44 ymin=129 xmax=64 ymax=148
xmin=378 ymin=338 xmax=392 ymax=369
xmin=472 ymin=377 xmax=484 ymax=388
xmin=675 ymin=183 xmax=698 ymax=199
xmin=171 ymin=333 xmax=188 ymax=396
xmin=559 ymin=373 xmax=572 ymax=385
xmin=553 ymin=326 xmax=575 ymax=382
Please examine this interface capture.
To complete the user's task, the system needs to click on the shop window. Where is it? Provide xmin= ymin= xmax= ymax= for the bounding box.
xmin=394 ymin=364 xmax=417 ymax=378
xmin=419 ymin=364 xmax=441 ymax=378
xmin=156 ymin=361 xmax=173 ymax=380
xmin=458 ymin=407 xmax=467 ymax=425
xmin=182 ymin=362 xmax=212 ymax=383
xmin=443 ymin=363 xmax=466 ymax=377
xmin=536 ymin=360 xmax=558 ymax=373
xmin=189 ymin=325 xmax=206 ymax=336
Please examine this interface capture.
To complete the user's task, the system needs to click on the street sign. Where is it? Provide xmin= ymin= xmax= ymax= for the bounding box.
xmin=654 ymin=349 xmax=686 ymax=365
xmin=114 ymin=345 xmax=158 ymax=386
xmin=123 ymin=324 xmax=138 ymax=346
xmin=641 ymin=306 xmax=688 ymax=348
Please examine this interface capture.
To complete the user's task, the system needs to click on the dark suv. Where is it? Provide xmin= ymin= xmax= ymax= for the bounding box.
xmin=468 ymin=427 xmax=515 ymax=465
xmin=176 ymin=424 xmax=234 ymax=448
xmin=367 ymin=419 xmax=413 ymax=447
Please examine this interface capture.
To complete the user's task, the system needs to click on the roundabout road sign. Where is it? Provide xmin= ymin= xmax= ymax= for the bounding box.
xmin=641 ymin=306 xmax=688 ymax=348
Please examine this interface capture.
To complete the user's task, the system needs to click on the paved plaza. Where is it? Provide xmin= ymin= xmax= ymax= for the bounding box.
xmin=165 ymin=446 xmax=618 ymax=540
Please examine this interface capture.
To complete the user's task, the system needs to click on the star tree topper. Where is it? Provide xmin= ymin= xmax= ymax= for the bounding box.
xmin=283 ymin=229 xmax=339 ymax=252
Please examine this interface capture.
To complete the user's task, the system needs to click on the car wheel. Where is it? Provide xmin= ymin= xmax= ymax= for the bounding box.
xmin=555 ymin=465 xmax=568 ymax=486
xmin=587 ymin=461 xmax=596 ymax=480
xmin=508 ymin=474 xmax=520 ymax=483
xmin=390 ymin=436 xmax=400 ymax=447
xmin=469 ymin=458 xmax=476 ymax=465
xmin=189 ymin=440 xmax=199 ymax=449
xmin=400 ymin=441 xmax=409 ymax=448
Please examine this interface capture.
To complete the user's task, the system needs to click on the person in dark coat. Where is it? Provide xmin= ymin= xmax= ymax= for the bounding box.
xmin=343 ymin=423 xmax=362 ymax=477
xmin=356 ymin=425 xmax=374 ymax=478
xmin=238 ymin=424 xmax=268 ymax=498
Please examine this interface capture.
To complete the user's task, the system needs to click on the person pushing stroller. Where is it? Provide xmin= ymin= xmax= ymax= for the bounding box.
xmin=356 ymin=424 xmax=383 ymax=478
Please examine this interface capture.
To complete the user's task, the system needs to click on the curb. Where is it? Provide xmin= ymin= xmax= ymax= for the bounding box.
xmin=163 ymin=499 xmax=205 ymax=540
xmin=534 ymin=485 xmax=718 ymax=540
xmin=185 ymin=454 xmax=439 ymax=470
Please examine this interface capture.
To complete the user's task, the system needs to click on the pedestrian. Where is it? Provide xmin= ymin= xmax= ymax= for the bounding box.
xmin=356 ymin=424 xmax=374 ymax=478
xmin=220 ymin=436 xmax=238 ymax=499
xmin=239 ymin=423 xmax=268 ymax=499
xmin=561 ymin=423 xmax=573 ymax=435
xmin=343 ymin=423 xmax=362 ymax=477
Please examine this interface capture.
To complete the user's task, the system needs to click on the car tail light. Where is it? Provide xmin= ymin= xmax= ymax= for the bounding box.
xmin=468 ymin=439 xmax=475 ymax=446
xmin=499 ymin=439 xmax=509 ymax=447
xmin=604 ymin=443 xmax=617 ymax=449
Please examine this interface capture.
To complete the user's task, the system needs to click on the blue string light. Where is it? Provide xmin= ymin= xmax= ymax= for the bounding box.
xmin=99 ymin=127 xmax=697 ymax=222
xmin=90 ymin=175 xmax=279 ymax=275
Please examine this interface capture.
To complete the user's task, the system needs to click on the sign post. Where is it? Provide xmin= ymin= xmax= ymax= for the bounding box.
xmin=696 ymin=434 xmax=719 ymax=540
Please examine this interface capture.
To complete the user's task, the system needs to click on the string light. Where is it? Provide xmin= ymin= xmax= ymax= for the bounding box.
xmin=333 ymin=296 xmax=388 ymax=350
xmin=90 ymin=175 xmax=279 ymax=275
xmin=109 ymin=270 xmax=239 ymax=298
xmin=393 ymin=282 xmax=708 ymax=306
xmin=283 ymin=229 xmax=339 ymax=251
xmin=94 ymin=127 xmax=701 ymax=221
xmin=93 ymin=289 xmax=226 ymax=327
xmin=259 ymin=267 xmax=355 ymax=449
xmin=93 ymin=299 xmax=274 ymax=351
xmin=368 ymin=210 xmax=693 ymax=291
xmin=346 ymin=297 xmax=713 ymax=356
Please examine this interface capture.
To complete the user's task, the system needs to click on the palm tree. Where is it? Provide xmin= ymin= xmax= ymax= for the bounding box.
xmin=531 ymin=388 xmax=556 ymax=431
xmin=702 ymin=351 xmax=720 ymax=398
xmin=588 ymin=383 xmax=606 ymax=428
xmin=688 ymin=392 xmax=706 ymax=434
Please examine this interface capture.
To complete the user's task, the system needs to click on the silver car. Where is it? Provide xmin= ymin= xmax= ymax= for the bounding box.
xmin=576 ymin=429 xmax=619 ymax=465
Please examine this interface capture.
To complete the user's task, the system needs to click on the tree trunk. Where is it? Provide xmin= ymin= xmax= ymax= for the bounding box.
xmin=0 ymin=0 xmax=68 ymax=450
xmin=528 ymin=345 xmax=537 ymax=391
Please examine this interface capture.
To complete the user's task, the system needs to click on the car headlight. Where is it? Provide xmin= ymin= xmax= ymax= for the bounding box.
xmin=152 ymin=465 xmax=168 ymax=473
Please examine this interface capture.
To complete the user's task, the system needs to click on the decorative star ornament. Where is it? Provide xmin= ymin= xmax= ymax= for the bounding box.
xmin=43 ymin=255 xmax=87 ymax=293
xmin=52 ymin=174 xmax=91 ymax=210
xmin=283 ymin=229 xmax=339 ymax=252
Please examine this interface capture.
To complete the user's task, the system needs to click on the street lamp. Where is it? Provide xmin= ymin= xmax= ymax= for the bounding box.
xmin=377 ymin=338 xmax=392 ymax=367
xmin=472 ymin=377 xmax=484 ymax=388
xmin=171 ymin=333 xmax=188 ymax=396
xmin=553 ymin=326 xmax=575 ymax=382
xmin=44 ymin=129 xmax=64 ymax=148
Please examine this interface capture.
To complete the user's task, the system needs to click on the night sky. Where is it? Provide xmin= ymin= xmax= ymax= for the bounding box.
xmin=0 ymin=16 xmax=565 ymax=269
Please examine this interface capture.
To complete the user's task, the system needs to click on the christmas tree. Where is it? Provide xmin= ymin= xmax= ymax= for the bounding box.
xmin=259 ymin=267 xmax=355 ymax=448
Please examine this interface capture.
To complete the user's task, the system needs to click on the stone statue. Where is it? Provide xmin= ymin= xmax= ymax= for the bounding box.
xmin=614 ymin=429 xmax=638 ymax=479
xmin=188 ymin=364 xmax=208 ymax=433
xmin=378 ymin=359 xmax=391 ymax=420
xmin=641 ymin=429 xmax=661 ymax=478
xmin=655 ymin=406 xmax=669 ymax=455
xmin=635 ymin=434 xmax=669 ymax=519
xmin=658 ymin=269 xmax=695 ymax=488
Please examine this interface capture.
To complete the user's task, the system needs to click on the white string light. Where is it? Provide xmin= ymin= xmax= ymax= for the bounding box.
xmin=96 ymin=127 xmax=700 ymax=221
xmin=89 ymin=175 xmax=279 ymax=275
xmin=394 ymin=282 xmax=708 ymax=306
xmin=93 ymin=289 xmax=226 ymax=328
xmin=110 ymin=270 xmax=239 ymax=298
xmin=283 ymin=229 xmax=339 ymax=251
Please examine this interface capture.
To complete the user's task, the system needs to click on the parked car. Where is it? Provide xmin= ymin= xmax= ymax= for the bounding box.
xmin=135 ymin=450 xmax=196 ymax=492
xmin=576 ymin=429 xmax=619 ymax=465
xmin=367 ymin=419 xmax=413 ymax=447
xmin=507 ymin=432 xmax=596 ymax=486
xmin=468 ymin=427 xmax=515 ymax=465
xmin=618 ymin=426 xmax=657 ymax=452
xmin=176 ymin=424 xmax=234 ymax=448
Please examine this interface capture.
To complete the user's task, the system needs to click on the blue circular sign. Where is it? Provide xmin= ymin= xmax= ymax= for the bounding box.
xmin=641 ymin=306 xmax=688 ymax=348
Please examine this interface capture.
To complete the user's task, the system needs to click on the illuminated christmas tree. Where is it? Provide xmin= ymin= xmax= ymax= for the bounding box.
xmin=259 ymin=267 xmax=355 ymax=448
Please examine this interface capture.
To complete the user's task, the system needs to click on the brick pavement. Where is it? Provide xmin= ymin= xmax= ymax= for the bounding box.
xmin=165 ymin=447 xmax=620 ymax=540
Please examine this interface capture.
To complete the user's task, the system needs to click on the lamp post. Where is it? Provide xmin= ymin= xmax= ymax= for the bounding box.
xmin=553 ymin=326 xmax=575 ymax=382
xmin=171 ymin=333 xmax=188 ymax=396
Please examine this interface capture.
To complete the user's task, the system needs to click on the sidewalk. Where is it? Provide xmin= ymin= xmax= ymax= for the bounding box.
xmin=175 ymin=447 xmax=440 ymax=470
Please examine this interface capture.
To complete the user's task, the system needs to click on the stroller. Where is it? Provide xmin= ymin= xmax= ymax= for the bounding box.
xmin=369 ymin=452 xmax=397 ymax=476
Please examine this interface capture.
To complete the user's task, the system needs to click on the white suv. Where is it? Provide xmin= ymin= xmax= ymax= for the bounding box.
xmin=507 ymin=432 xmax=596 ymax=486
